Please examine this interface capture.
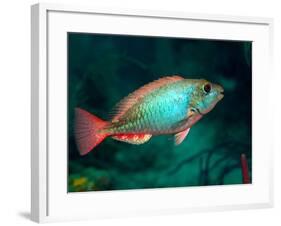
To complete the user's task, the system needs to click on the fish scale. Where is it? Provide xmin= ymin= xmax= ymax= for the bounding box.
xmin=74 ymin=76 xmax=224 ymax=155
xmin=107 ymin=82 xmax=191 ymax=134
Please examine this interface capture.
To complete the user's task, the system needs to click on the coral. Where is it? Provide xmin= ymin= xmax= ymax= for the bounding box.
xmin=240 ymin=153 xmax=250 ymax=184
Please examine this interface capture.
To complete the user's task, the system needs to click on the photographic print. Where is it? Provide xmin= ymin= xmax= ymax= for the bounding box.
xmin=67 ymin=33 xmax=252 ymax=192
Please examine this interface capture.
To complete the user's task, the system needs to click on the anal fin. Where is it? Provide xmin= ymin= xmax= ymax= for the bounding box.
xmin=175 ymin=128 xmax=190 ymax=145
xmin=112 ymin=134 xmax=152 ymax=145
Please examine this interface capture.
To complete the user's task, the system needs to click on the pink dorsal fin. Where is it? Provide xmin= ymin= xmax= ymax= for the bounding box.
xmin=111 ymin=75 xmax=184 ymax=121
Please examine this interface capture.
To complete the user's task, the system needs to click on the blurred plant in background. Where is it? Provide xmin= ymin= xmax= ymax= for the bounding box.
xmin=68 ymin=33 xmax=252 ymax=192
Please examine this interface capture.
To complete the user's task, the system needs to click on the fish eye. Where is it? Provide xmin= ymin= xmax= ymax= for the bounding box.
xmin=203 ymin=83 xmax=212 ymax=93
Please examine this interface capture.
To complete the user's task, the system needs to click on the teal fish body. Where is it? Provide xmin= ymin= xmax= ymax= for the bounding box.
xmin=106 ymin=76 xmax=224 ymax=135
xmin=110 ymin=81 xmax=192 ymax=134
xmin=74 ymin=75 xmax=224 ymax=155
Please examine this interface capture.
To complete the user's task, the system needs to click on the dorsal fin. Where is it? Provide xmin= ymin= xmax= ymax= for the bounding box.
xmin=111 ymin=75 xmax=184 ymax=121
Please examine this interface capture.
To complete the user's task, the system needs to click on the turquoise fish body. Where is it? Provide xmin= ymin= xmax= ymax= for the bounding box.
xmin=107 ymin=81 xmax=194 ymax=134
xmin=74 ymin=75 xmax=224 ymax=155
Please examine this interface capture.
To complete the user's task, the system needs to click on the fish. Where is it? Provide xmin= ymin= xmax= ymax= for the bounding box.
xmin=75 ymin=75 xmax=224 ymax=155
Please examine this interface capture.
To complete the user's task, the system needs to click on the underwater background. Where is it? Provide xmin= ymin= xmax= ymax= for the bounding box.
xmin=68 ymin=33 xmax=252 ymax=192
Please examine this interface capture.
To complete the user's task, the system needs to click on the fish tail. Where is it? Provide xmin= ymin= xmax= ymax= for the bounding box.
xmin=74 ymin=108 xmax=108 ymax=155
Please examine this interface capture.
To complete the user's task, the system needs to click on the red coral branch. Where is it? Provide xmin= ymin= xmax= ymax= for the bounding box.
xmin=240 ymin=153 xmax=250 ymax=184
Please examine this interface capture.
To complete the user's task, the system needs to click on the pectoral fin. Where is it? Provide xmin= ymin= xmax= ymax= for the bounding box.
xmin=112 ymin=134 xmax=152 ymax=145
xmin=174 ymin=128 xmax=190 ymax=145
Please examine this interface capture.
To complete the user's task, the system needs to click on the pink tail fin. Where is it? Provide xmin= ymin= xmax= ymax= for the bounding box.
xmin=74 ymin=108 xmax=108 ymax=155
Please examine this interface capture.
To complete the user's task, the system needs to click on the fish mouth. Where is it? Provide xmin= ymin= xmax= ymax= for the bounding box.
xmin=219 ymin=90 xmax=224 ymax=98
xmin=217 ymin=86 xmax=224 ymax=100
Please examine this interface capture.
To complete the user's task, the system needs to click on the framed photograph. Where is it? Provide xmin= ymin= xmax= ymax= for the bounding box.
xmin=31 ymin=3 xmax=274 ymax=223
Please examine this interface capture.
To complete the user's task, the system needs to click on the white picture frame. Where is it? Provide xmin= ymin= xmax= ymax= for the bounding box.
xmin=31 ymin=3 xmax=274 ymax=223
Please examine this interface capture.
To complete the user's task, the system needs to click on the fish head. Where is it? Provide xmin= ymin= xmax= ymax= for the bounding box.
xmin=190 ymin=79 xmax=224 ymax=115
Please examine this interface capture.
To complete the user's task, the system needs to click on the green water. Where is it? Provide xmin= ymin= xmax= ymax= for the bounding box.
xmin=67 ymin=33 xmax=252 ymax=192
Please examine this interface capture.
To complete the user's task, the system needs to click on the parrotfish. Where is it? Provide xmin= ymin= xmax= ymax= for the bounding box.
xmin=75 ymin=75 xmax=224 ymax=155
